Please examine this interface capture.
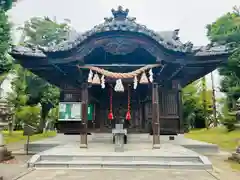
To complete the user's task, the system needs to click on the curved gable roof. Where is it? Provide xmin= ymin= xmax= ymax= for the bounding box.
xmin=43 ymin=6 xmax=193 ymax=53
xmin=10 ymin=6 xmax=230 ymax=59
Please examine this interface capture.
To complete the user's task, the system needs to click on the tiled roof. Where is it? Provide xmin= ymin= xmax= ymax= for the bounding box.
xmin=9 ymin=6 xmax=229 ymax=58
xmin=42 ymin=6 xmax=194 ymax=53
xmin=193 ymin=44 xmax=229 ymax=56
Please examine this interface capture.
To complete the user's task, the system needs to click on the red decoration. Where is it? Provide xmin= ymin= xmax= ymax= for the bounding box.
xmin=125 ymin=111 xmax=131 ymax=120
xmin=125 ymin=86 xmax=131 ymax=120
xmin=108 ymin=112 xmax=113 ymax=120
xmin=108 ymin=87 xmax=114 ymax=120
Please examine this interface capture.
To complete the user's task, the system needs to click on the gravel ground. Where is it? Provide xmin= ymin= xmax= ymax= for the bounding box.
xmin=207 ymin=154 xmax=240 ymax=179
xmin=0 ymin=155 xmax=31 ymax=180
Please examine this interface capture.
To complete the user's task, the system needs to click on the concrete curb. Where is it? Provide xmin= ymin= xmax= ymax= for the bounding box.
xmin=27 ymin=154 xmax=41 ymax=168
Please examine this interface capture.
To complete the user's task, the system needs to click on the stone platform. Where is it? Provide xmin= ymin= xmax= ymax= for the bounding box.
xmin=24 ymin=133 xmax=219 ymax=154
xmin=27 ymin=133 xmax=213 ymax=170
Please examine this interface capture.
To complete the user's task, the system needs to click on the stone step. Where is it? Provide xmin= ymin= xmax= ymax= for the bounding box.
xmin=34 ymin=160 xmax=211 ymax=170
xmin=40 ymin=155 xmax=201 ymax=163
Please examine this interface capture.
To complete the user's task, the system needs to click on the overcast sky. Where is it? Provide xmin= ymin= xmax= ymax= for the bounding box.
xmin=2 ymin=0 xmax=239 ymax=98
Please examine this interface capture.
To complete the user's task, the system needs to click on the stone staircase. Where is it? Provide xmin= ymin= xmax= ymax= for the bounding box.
xmin=28 ymin=141 xmax=212 ymax=170
xmin=33 ymin=154 xmax=210 ymax=169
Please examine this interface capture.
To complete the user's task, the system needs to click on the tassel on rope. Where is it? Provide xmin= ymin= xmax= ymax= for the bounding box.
xmin=92 ymin=73 xmax=101 ymax=84
xmin=133 ymin=76 xmax=138 ymax=89
xmin=114 ymin=79 xmax=124 ymax=92
xmin=125 ymin=86 xmax=131 ymax=120
xmin=139 ymin=71 xmax=148 ymax=84
xmin=101 ymin=75 xmax=105 ymax=89
xmin=149 ymin=69 xmax=153 ymax=83
xmin=87 ymin=70 xmax=93 ymax=83
xmin=108 ymin=87 xmax=113 ymax=120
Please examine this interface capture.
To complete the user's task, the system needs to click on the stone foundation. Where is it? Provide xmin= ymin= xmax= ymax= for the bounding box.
xmin=0 ymin=145 xmax=13 ymax=162
xmin=228 ymin=153 xmax=240 ymax=163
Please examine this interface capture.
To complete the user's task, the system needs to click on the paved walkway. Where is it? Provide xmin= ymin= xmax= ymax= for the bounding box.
xmin=1 ymin=135 xmax=239 ymax=180
xmin=12 ymin=156 xmax=240 ymax=180
xmin=17 ymin=169 xmax=218 ymax=180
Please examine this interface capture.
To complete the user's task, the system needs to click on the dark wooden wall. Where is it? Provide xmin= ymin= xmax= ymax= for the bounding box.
xmin=56 ymin=83 xmax=183 ymax=135
xmin=143 ymin=87 xmax=182 ymax=135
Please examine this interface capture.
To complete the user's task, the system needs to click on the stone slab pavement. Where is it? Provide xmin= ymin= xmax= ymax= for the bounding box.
xmin=16 ymin=169 xmax=219 ymax=180
xmin=6 ymin=152 xmax=239 ymax=180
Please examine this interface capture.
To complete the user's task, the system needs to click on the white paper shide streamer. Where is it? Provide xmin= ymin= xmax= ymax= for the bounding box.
xmin=101 ymin=75 xmax=105 ymax=89
xmin=87 ymin=70 xmax=93 ymax=83
xmin=114 ymin=79 xmax=124 ymax=92
xmin=149 ymin=69 xmax=153 ymax=83
xmin=133 ymin=76 xmax=138 ymax=89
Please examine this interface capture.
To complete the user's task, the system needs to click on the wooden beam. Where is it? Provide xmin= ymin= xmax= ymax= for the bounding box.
xmin=171 ymin=59 xmax=223 ymax=65
xmin=85 ymin=64 xmax=160 ymax=67
xmin=51 ymin=63 xmax=67 ymax=75
xmin=181 ymin=65 xmax=217 ymax=87
xmin=184 ymin=59 xmax=223 ymax=65
xmin=167 ymin=65 xmax=185 ymax=81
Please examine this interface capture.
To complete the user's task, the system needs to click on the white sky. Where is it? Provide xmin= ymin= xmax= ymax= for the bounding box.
xmin=2 ymin=0 xmax=239 ymax=98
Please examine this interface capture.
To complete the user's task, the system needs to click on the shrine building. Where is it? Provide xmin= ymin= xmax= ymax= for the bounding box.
xmin=9 ymin=6 xmax=230 ymax=147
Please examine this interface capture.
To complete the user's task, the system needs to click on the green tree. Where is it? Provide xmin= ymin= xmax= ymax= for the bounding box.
xmin=6 ymin=65 xmax=28 ymax=132
xmin=206 ymin=6 xmax=240 ymax=44
xmin=25 ymin=75 xmax=60 ymax=132
xmin=0 ymin=9 xmax=12 ymax=75
xmin=0 ymin=0 xmax=14 ymax=11
xmin=17 ymin=17 xmax=69 ymax=132
xmin=182 ymin=80 xmax=213 ymax=131
xmin=207 ymin=7 xmax=240 ymax=103
xmin=207 ymin=6 xmax=240 ymax=130
xmin=16 ymin=105 xmax=41 ymax=127
xmin=207 ymin=7 xmax=240 ymax=102
xmin=20 ymin=17 xmax=69 ymax=46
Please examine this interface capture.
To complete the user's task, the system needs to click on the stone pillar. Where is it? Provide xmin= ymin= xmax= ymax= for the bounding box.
xmin=0 ymin=128 xmax=4 ymax=161
xmin=152 ymin=83 xmax=160 ymax=149
xmin=80 ymin=83 xmax=88 ymax=148
xmin=0 ymin=125 xmax=9 ymax=162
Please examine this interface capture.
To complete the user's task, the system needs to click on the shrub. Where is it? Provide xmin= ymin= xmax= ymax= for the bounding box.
xmin=222 ymin=115 xmax=237 ymax=131
xmin=15 ymin=105 xmax=41 ymax=127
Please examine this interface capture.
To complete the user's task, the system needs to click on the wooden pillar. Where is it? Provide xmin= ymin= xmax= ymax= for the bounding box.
xmin=152 ymin=83 xmax=160 ymax=149
xmin=173 ymin=80 xmax=184 ymax=134
xmin=80 ymin=83 xmax=88 ymax=148
xmin=178 ymin=89 xmax=184 ymax=134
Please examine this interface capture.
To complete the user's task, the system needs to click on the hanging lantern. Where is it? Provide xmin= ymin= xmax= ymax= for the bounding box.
xmin=92 ymin=73 xmax=101 ymax=84
xmin=133 ymin=76 xmax=138 ymax=89
xmin=148 ymin=68 xmax=153 ymax=83
xmin=125 ymin=86 xmax=131 ymax=120
xmin=108 ymin=87 xmax=114 ymax=120
xmin=114 ymin=79 xmax=124 ymax=92
xmin=101 ymin=75 xmax=105 ymax=89
xmin=139 ymin=71 xmax=148 ymax=84
xmin=87 ymin=70 xmax=93 ymax=83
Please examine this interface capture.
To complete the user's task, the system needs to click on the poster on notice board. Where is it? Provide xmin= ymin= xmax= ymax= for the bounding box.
xmin=58 ymin=102 xmax=93 ymax=121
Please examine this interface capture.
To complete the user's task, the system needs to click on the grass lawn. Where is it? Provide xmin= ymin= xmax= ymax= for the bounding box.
xmin=185 ymin=127 xmax=240 ymax=151
xmin=2 ymin=130 xmax=56 ymax=144
xmin=185 ymin=127 xmax=240 ymax=170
